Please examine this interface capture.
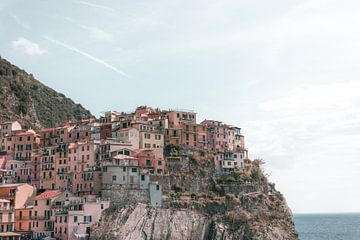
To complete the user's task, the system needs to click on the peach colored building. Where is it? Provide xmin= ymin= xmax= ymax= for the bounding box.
xmin=39 ymin=124 xmax=73 ymax=148
xmin=134 ymin=124 xmax=164 ymax=150
xmin=0 ymin=183 xmax=35 ymax=209
xmin=31 ymin=190 xmax=64 ymax=239
xmin=112 ymin=127 xmax=140 ymax=150
xmin=0 ymin=121 xmax=22 ymax=153
xmin=0 ymin=184 xmax=34 ymax=238
xmin=14 ymin=205 xmax=33 ymax=238
xmin=39 ymin=146 xmax=57 ymax=190
xmin=13 ymin=130 xmax=40 ymax=161
xmin=135 ymin=149 xmax=165 ymax=175
xmin=166 ymin=110 xmax=196 ymax=128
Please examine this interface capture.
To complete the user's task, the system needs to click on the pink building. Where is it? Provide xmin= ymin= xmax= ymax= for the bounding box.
xmin=215 ymin=151 xmax=247 ymax=172
xmin=135 ymin=149 xmax=165 ymax=175
xmin=180 ymin=123 xmax=207 ymax=149
xmin=54 ymin=195 xmax=109 ymax=240
xmin=166 ymin=110 xmax=196 ymax=128
xmin=0 ymin=199 xmax=15 ymax=233
xmin=112 ymin=127 xmax=140 ymax=150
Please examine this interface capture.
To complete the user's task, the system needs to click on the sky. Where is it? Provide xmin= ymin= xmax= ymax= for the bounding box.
xmin=1 ymin=0 xmax=360 ymax=214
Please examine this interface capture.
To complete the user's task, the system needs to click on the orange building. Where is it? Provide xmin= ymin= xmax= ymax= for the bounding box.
xmin=14 ymin=206 xmax=33 ymax=238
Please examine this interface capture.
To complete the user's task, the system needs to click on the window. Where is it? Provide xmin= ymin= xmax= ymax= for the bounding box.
xmin=131 ymin=168 xmax=137 ymax=173
xmin=141 ymin=175 xmax=145 ymax=181
xmin=144 ymin=133 xmax=151 ymax=139
xmin=156 ymin=184 xmax=160 ymax=190
xmin=146 ymin=159 xmax=151 ymax=166
xmin=112 ymin=175 xmax=117 ymax=181
xmin=34 ymin=200 xmax=38 ymax=206
xmin=158 ymin=160 xmax=162 ymax=166
xmin=73 ymin=215 xmax=78 ymax=223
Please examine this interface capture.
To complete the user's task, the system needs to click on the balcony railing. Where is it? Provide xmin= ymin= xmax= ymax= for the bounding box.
xmin=0 ymin=193 xmax=15 ymax=198
xmin=15 ymin=216 xmax=31 ymax=220
xmin=0 ymin=206 xmax=14 ymax=211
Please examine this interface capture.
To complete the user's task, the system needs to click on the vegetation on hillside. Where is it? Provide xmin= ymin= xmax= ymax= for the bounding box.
xmin=0 ymin=56 xmax=93 ymax=129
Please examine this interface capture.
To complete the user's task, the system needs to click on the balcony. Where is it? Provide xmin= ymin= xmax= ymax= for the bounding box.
xmin=0 ymin=193 xmax=15 ymax=198
xmin=54 ymin=210 xmax=68 ymax=215
xmin=30 ymin=215 xmax=49 ymax=220
xmin=15 ymin=216 xmax=31 ymax=220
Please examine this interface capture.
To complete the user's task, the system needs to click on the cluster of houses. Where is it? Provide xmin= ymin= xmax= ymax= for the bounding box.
xmin=0 ymin=106 xmax=248 ymax=240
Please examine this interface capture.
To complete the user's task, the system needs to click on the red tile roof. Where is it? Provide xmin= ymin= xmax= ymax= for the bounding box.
xmin=35 ymin=190 xmax=62 ymax=200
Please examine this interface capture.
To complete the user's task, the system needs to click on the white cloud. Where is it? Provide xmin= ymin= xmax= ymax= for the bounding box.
xmin=43 ymin=36 xmax=130 ymax=78
xmin=12 ymin=37 xmax=46 ymax=56
xmin=78 ymin=25 xmax=113 ymax=42
xmin=244 ymin=81 xmax=360 ymax=212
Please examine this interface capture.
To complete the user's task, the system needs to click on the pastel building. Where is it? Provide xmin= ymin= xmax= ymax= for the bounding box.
xmin=180 ymin=123 xmax=207 ymax=148
xmin=166 ymin=110 xmax=196 ymax=128
xmin=136 ymin=124 xmax=164 ymax=150
xmin=54 ymin=195 xmax=109 ymax=240
xmin=0 ymin=183 xmax=35 ymax=209
xmin=102 ymin=155 xmax=140 ymax=188
xmin=39 ymin=146 xmax=56 ymax=190
xmin=135 ymin=149 xmax=165 ymax=175
xmin=112 ymin=127 xmax=140 ymax=150
xmin=13 ymin=130 xmax=40 ymax=161
xmin=0 ymin=121 xmax=22 ymax=152
xmin=215 ymin=151 xmax=246 ymax=172
xmin=31 ymin=190 xmax=65 ymax=239
xmin=0 ymin=199 xmax=15 ymax=233
xmin=14 ymin=205 xmax=33 ymax=238
xmin=201 ymin=120 xmax=228 ymax=153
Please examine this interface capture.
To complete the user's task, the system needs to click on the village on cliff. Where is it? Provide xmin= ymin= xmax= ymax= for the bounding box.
xmin=0 ymin=106 xmax=249 ymax=240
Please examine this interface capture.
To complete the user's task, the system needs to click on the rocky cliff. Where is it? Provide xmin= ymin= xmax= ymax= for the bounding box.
xmin=0 ymin=57 xmax=93 ymax=129
xmin=92 ymin=145 xmax=298 ymax=240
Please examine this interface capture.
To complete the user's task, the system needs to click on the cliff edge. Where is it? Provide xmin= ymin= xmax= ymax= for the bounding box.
xmin=92 ymin=145 xmax=298 ymax=240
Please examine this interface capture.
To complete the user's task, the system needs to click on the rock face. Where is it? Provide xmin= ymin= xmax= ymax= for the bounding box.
xmin=0 ymin=57 xmax=93 ymax=129
xmin=92 ymin=146 xmax=298 ymax=240
xmin=92 ymin=204 xmax=211 ymax=240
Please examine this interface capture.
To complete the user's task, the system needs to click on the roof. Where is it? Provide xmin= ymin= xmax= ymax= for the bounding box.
xmin=35 ymin=190 xmax=62 ymax=200
xmin=0 ymin=232 xmax=21 ymax=237
xmin=0 ymin=199 xmax=10 ymax=203
xmin=16 ymin=129 xmax=36 ymax=136
xmin=113 ymin=154 xmax=137 ymax=160
xmin=0 ymin=183 xmax=25 ymax=188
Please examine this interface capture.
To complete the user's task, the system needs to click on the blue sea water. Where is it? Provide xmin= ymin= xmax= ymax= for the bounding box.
xmin=294 ymin=213 xmax=360 ymax=240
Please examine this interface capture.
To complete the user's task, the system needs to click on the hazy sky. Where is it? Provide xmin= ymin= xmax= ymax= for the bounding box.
xmin=1 ymin=0 xmax=360 ymax=213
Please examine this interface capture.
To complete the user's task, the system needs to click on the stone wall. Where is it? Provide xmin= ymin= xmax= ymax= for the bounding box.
xmin=102 ymin=185 xmax=150 ymax=206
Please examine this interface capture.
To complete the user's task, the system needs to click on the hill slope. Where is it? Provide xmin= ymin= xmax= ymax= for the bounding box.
xmin=0 ymin=57 xmax=93 ymax=129
xmin=93 ymin=145 xmax=298 ymax=240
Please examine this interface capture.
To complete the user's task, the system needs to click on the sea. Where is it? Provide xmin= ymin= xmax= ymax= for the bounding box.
xmin=294 ymin=213 xmax=360 ymax=240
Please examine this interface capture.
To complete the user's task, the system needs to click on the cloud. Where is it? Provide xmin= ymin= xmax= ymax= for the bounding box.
xmin=78 ymin=25 xmax=113 ymax=42
xmin=43 ymin=36 xmax=130 ymax=78
xmin=244 ymin=81 xmax=360 ymax=212
xmin=245 ymin=81 xmax=360 ymax=164
xmin=12 ymin=37 xmax=46 ymax=56
xmin=74 ymin=1 xmax=115 ymax=13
